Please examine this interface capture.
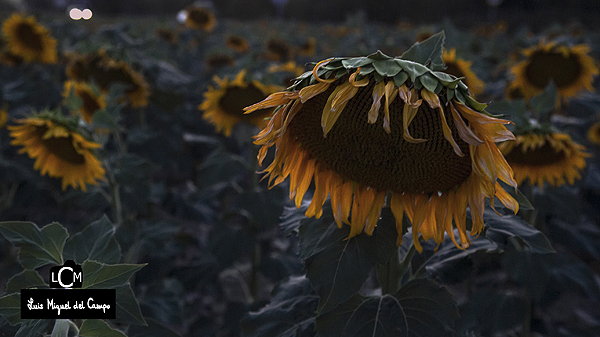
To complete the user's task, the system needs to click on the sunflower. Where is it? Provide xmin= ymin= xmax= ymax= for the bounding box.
xmin=184 ymin=6 xmax=216 ymax=32
xmin=0 ymin=107 xmax=8 ymax=128
xmin=0 ymin=49 xmax=23 ymax=66
xmin=268 ymin=61 xmax=306 ymax=86
xmin=245 ymin=52 xmax=519 ymax=251
xmin=298 ymin=37 xmax=317 ymax=57
xmin=1 ymin=13 xmax=57 ymax=64
xmin=265 ymin=38 xmax=292 ymax=62
xmin=8 ymin=116 xmax=105 ymax=191
xmin=499 ymin=132 xmax=589 ymax=188
xmin=62 ymin=81 xmax=107 ymax=123
xmin=205 ymin=53 xmax=235 ymax=70
xmin=155 ymin=28 xmax=179 ymax=45
xmin=588 ymin=121 xmax=600 ymax=146
xmin=226 ymin=35 xmax=250 ymax=53
xmin=442 ymin=49 xmax=485 ymax=96
xmin=199 ymin=70 xmax=282 ymax=136
xmin=65 ymin=51 xmax=149 ymax=108
xmin=509 ymin=41 xmax=599 ymax=100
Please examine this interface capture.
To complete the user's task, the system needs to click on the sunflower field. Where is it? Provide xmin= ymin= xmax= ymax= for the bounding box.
xmin=0 ymin=2 xmax=600 ymax=337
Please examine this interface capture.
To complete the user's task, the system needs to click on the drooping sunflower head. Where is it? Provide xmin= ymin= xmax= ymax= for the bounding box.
xmin=246 ymin=44 xmax=519 ymax=251
xmin=499 ymin=131 xmax=590 ymax=188
xmin=442 ymin=49 xmax=485 ymax=96
xmin=1 ymin=13 xmax=57 ymax=64
xmin=62 ymin=81 xmax=107 ymax=123
xmin=65 ymin=51 xmax=149 ymax=108
xmin=8 ymin=114 xmax=105 ymax=191
xmin=199 ymin=70 xmax=282 ymax=136
xmin=588 ymin=121 xmax=600 ymax=146
xmin=184 ymin=6 xmax=216 ymax=32
xmin=226 ymin=35 xmax=250 ymax=53
xmin=509 ymin=41 xmax=599 ymax=100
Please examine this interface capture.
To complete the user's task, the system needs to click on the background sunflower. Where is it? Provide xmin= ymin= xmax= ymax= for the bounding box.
xmin=1 ymin=13 xmax=57 ymax=64
xmin=199 ymin=70 xmax=282 ymax=136
xmin=509 ymin=41 xmax=598 ymax=100
xmin=8 ymin=116 xmax=105 ymax=191
xmin=500 ymin=132 xmax=590 ymax=188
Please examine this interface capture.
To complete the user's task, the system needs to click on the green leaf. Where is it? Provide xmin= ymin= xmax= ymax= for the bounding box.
xmin=51 ymin=319 xmax=70 ymax=337
xmin=418 ymin=72 xmax=439 ymax=93
xmin=375 ymin=208 xmax=399 ymax=265
xmin=463 ymin=93 xmax=488 ymax=111
xmin=241 ymin=276 xmax=319 ymax=337
xmin=316 ymin=279 xmax=458 ymax=337
xmin=483 ymin=209 xmax=554 ymax=253
xmin=457 ymin=290 xmax=527 ymax=336
xmin=6 ymin=270 xmax=47 ymax=294
xmin=298 ymin=203 xmax=378 ymax=314
xmin=367 ymin=50 xmax=393 ymax=61
xmin=64 ymin=86 xmax=83 ymax=112
xmin=401 ymin=31 xmax=446 ymax=70
xmin=530 ymin=81 xmax=558 ymax=119
xmin=503 ymin=251 xmax=600 ymax=303
xmin=127 ymin=318 xmax=181 ymax=337
xmin=431 ymin=71 xmax=462 ymax=89
xmin=0 ymin=222 xmax=68 ymax=269
xmin=114 ymin=284 xmax=146 ymax=325
xmin=424 ymin=233 xmax=499 ymax=283
xmin=92 ymin=105 xmax=123 ymax=132
xmin=392 ymin=72 xmax=408 ymax=87
xmin=395 ymin=60 xmax=430 ymax=83
xmin=15 ymin=319 xmax=50 ymax=337
xmin=0 ymin=293 xmax=21 ymax=325
xmin=79 ymin=319 xmax=127 ymax=337
xmin=372 ymin=59 xmax=402 ymax=77
xmin=64 ymin=215 xmax=122 ymax=264
xmin=82 ymin=260 xmax=146 ymax=289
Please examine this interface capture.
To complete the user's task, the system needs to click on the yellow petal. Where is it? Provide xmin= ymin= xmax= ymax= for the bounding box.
xmin=383 ymin=81 xmax=398 ymax=134
xmin=368 ymin=82 xmax=386 ymax=124
xmin=450 ymin=102 xmax=483 ymax=146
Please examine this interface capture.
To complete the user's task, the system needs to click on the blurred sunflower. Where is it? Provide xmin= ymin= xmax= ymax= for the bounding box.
xmin=499 ymin=132 xmax=589 ymax=188
xmin=1 ymin=13 xmax=57 ymax=64
xmin=245 ymin=52 xmax=518 ymax=251
xmin=268 ymin=61 xmax=306 ymax=86
xmin=298 ymin=37 xmax=317 ymax=57
xmin=155 ymin=28 xmax=179 ymax=45
xmin=509 ymin=41 xmax=598 ymax=99
xmin=588 ymin=121 xmax=600 ymax=145
xmin=199 ymin=70 xmax=281 ymax=136
xmin=205 ymin=53 xmax=235 ymax=70
xmin=226 ymin=35 xmax=250 ymax=53
xmin=62 ymin=81 xmax=106 ymax=123
xmin=0 ymin=49 xmax=23 ymax=66
xmin=0 ymin=107 xmax=8 ymax=128
xmin=8 ymin=116 xmax=105 ymax=191
xmin=442 ymin=49 xmax=485 ymax=96
xmin=265 ymin=38 xmax=292 ymax=61
xmin=184 ymin=6 xmax=216 ymax=32
xmin=65 ymin=51 xmax=149 ymax=108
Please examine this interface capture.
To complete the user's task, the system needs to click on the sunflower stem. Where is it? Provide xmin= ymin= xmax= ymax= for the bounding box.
xmin=376 ymin=247 xmax=403 ymax=295
xmin=104 ymin=158 xmax=124 ymax=228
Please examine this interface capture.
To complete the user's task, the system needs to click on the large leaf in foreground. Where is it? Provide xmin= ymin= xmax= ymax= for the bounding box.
xmin=0 ymin=222 xmax=68 ymax=269
xmin=242 ymin=276 xmax=318 ymax=337
xmin=316 ymin=279 xmax=458 ymax=337
xmin=298 ymin=202 xmax=377 ymax=314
